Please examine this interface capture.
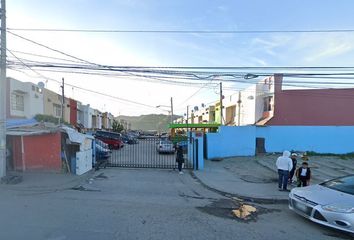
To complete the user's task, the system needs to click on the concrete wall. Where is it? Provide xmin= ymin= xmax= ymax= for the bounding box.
xmin=206 ymin=125 xmax=354 ymax=158
xmin=206 ymin=126 xmax=256 ymax=158
xmin=257 ymin=126 xmax=354 ymax=154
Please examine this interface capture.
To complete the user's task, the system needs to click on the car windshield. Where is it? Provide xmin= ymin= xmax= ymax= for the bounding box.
xmin=320 ymin=175 xmax=354 ymax=195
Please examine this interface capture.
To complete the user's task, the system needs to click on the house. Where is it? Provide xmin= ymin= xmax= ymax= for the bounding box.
xmin=6 ymin=77 xmax=44 ymax=119
xmin=265 ymin=74 xmax=354 ymax=125
xmin=78 ymin=104 xmax=93 ymax=129
xmin=220 ymin=77 xmax=275 ymax=126
xmin=43 ymin=88 xmax=70 ymax=123
xmin=92 ymin=109 xmax=102 ymax=129
xmin=201 ymin=105 xmax=215 ymax=123
xmin=102 ymin=112 xmax=114 ymax=130
xmin=69 ymin=98 xmax=78 ymax=126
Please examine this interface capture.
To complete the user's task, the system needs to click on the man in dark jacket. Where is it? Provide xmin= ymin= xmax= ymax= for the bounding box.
xmin=176 ymin=146 xmax=185 ymax=174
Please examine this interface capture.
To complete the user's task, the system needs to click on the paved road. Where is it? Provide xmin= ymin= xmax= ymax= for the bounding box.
xmin=0 ymin=169 xmax=351 ymax=240
xmin=109 ymin=139 xmax=192 ymax=168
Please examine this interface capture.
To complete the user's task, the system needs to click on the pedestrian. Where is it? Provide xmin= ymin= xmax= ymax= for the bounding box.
xmin=276 ymin=150 xmax=293 ymax=191
xmin=296 ymin=162 xmax=311 ymax=187
xmin=289 ymin=153 xmax=298 ymax=184
xmin=176 ymin=145 xmax=185 ymax=174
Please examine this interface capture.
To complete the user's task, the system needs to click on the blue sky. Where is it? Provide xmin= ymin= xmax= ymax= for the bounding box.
xmin=6 ymin=0 xmax=354 ymax=115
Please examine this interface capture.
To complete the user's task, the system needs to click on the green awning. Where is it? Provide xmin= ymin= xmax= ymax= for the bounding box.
xmin=168 ymin=123 xmax=221 ymax=129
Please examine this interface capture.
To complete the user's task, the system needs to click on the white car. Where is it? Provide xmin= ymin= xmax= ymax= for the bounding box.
xmin=289 ymin=175 xmax=354 ymax=234
xmin=156 ymin=140 xmax=175 ymax=154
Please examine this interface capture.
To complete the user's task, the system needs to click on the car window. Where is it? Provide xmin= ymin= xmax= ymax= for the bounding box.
xmin=321 ymin=175 xmax=354 ymax=195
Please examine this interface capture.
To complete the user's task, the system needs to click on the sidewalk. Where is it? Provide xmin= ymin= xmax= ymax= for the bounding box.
xmin=193 ymin=155 xmax=354 ymax=204
xmin=0 ymin=170 xmax=95 ymax=191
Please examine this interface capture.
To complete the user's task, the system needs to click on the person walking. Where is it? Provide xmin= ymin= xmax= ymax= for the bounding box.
xmin=276 ymin=150 xmax=293 ymax=191
xmin=176 ymin=145 xmax=185 ymax=174
xmin=289 ymin=153 xmax=298 ymax=184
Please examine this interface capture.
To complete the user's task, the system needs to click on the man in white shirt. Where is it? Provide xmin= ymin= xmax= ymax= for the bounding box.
xmin=276 ymin=150 xmax=293 ymax=191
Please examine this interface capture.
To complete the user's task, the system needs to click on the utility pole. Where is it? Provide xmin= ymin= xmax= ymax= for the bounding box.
xmin=170 ymin=97 xmax=174 ymax=124
xmin=237 ymin=91 xmax=242 ymax=126
xmin=186 ymin=105 xmax=189 ymax=136
xmin=0 ymin=0 xmax=6 ymax=178
xmin=219 ymin=82 xmax=223 ymax=125
xmin=60 ymin=77 xmax=64 ymax=125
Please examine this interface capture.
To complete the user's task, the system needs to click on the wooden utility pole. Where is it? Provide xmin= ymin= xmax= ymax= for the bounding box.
xmin=60 ymin=78 xmax=64 ymax=125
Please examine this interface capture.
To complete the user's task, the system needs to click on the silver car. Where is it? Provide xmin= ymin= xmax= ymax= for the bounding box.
xmin=156 ymin=140 xmax=175 ymax=154
xmin=289 ymin=175 xmax=354 ymax=234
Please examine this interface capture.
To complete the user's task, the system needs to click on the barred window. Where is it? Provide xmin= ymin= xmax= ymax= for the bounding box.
xmin=11 ymin=93 xmax=24 ymax=111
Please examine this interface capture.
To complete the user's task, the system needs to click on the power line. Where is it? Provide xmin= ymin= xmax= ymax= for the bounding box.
xmin=7 ymin=51 xmax=166 ymax=111
xmin=7 ymin=27 xmax=354 ymax=34
xmin=7 ymin=49 xmax=86 ymax=64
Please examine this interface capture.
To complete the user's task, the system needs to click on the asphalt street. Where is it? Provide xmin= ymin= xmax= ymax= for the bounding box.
xmin=0 ymin=168 xmax=352 ymax=240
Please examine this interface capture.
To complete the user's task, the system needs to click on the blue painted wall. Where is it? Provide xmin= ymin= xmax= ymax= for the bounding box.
xmin=188 ymin=132 xmax=204 ymax=170
xmin=257 ymin=126 xmax=354 ymax=154
xmin=206 ymin=126 xmax=354 ymax=158
xmin=206 ymin=126 xmax=256 ymax=158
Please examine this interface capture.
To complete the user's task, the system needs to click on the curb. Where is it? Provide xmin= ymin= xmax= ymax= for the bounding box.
xmin=190 ymin=171 xmax=289 ymax=205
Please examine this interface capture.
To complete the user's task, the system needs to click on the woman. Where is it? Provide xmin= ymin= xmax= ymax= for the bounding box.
xmin=176 ymin=146 xmax=185 ymax=174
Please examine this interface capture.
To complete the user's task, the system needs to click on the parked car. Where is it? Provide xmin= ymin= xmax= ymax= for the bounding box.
xmin=156 ymin=140 xmax=175 ymax=154
xmin=94 ymin=130 xmax=124 ymax=149
xmin=289 ymin=175 xmax=354 ymax=234
xmin=95 ymin=139 xmax=109 ymax=149
xmin=95 ymin=143 xmax=111 ymax=160
xmin=122 ymin=134 xmax=138 ymax=144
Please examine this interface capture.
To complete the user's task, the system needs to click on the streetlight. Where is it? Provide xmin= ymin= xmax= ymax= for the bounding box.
xmin=156 ymin=97 xmax=174 ymax=124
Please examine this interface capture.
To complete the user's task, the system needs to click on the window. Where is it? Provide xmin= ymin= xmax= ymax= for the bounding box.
xmin=11 ymin=93 xmax=24 ymax=111
xmin=53 ymin=104 xmax=62 ymax=117
xmin=263 ymin=96 xmax=273 ymax=112
xmin=32 ymin=85 xmax=35 ymax=91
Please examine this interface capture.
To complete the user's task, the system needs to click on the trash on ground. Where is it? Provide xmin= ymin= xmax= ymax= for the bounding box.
xmin=232 ymin=204 xmax=257 ymax=219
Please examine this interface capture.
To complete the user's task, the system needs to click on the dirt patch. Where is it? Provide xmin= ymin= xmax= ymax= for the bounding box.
xmin=1 ymin=175 xmax=23 ymax=185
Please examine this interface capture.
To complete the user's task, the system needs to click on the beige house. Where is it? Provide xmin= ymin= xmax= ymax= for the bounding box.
xmin=43 ymin=89 xmax=70 ymax=123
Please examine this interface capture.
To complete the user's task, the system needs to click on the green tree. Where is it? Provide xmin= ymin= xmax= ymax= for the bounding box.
xmin=112 ymin=120 xmax=124 ymax=133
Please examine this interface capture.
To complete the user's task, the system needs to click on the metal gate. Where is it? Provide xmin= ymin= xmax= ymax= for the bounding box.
xmin=107 ymin=137 xmax=193 ymax=169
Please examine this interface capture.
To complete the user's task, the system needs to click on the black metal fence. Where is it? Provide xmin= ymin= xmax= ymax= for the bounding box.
xmin=106 ymin=137 xmax=193 ymax=169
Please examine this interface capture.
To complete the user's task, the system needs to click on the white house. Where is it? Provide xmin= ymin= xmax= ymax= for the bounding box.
xmin=222 ymin=76 xmax=275 ymax=126
xmin=7 ymin=77 xmax=44 ymax=119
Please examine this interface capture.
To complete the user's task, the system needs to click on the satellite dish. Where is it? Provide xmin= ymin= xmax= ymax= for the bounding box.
xmin=201 ymin=103 xmax=205 ymax=108
xmin=248 ymin=95 xmax=254 ymax=100
xmin=194 ymin=106 xmax=199 ymax=111
xmin=37 ymin=81 xmax=45 ymax=89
